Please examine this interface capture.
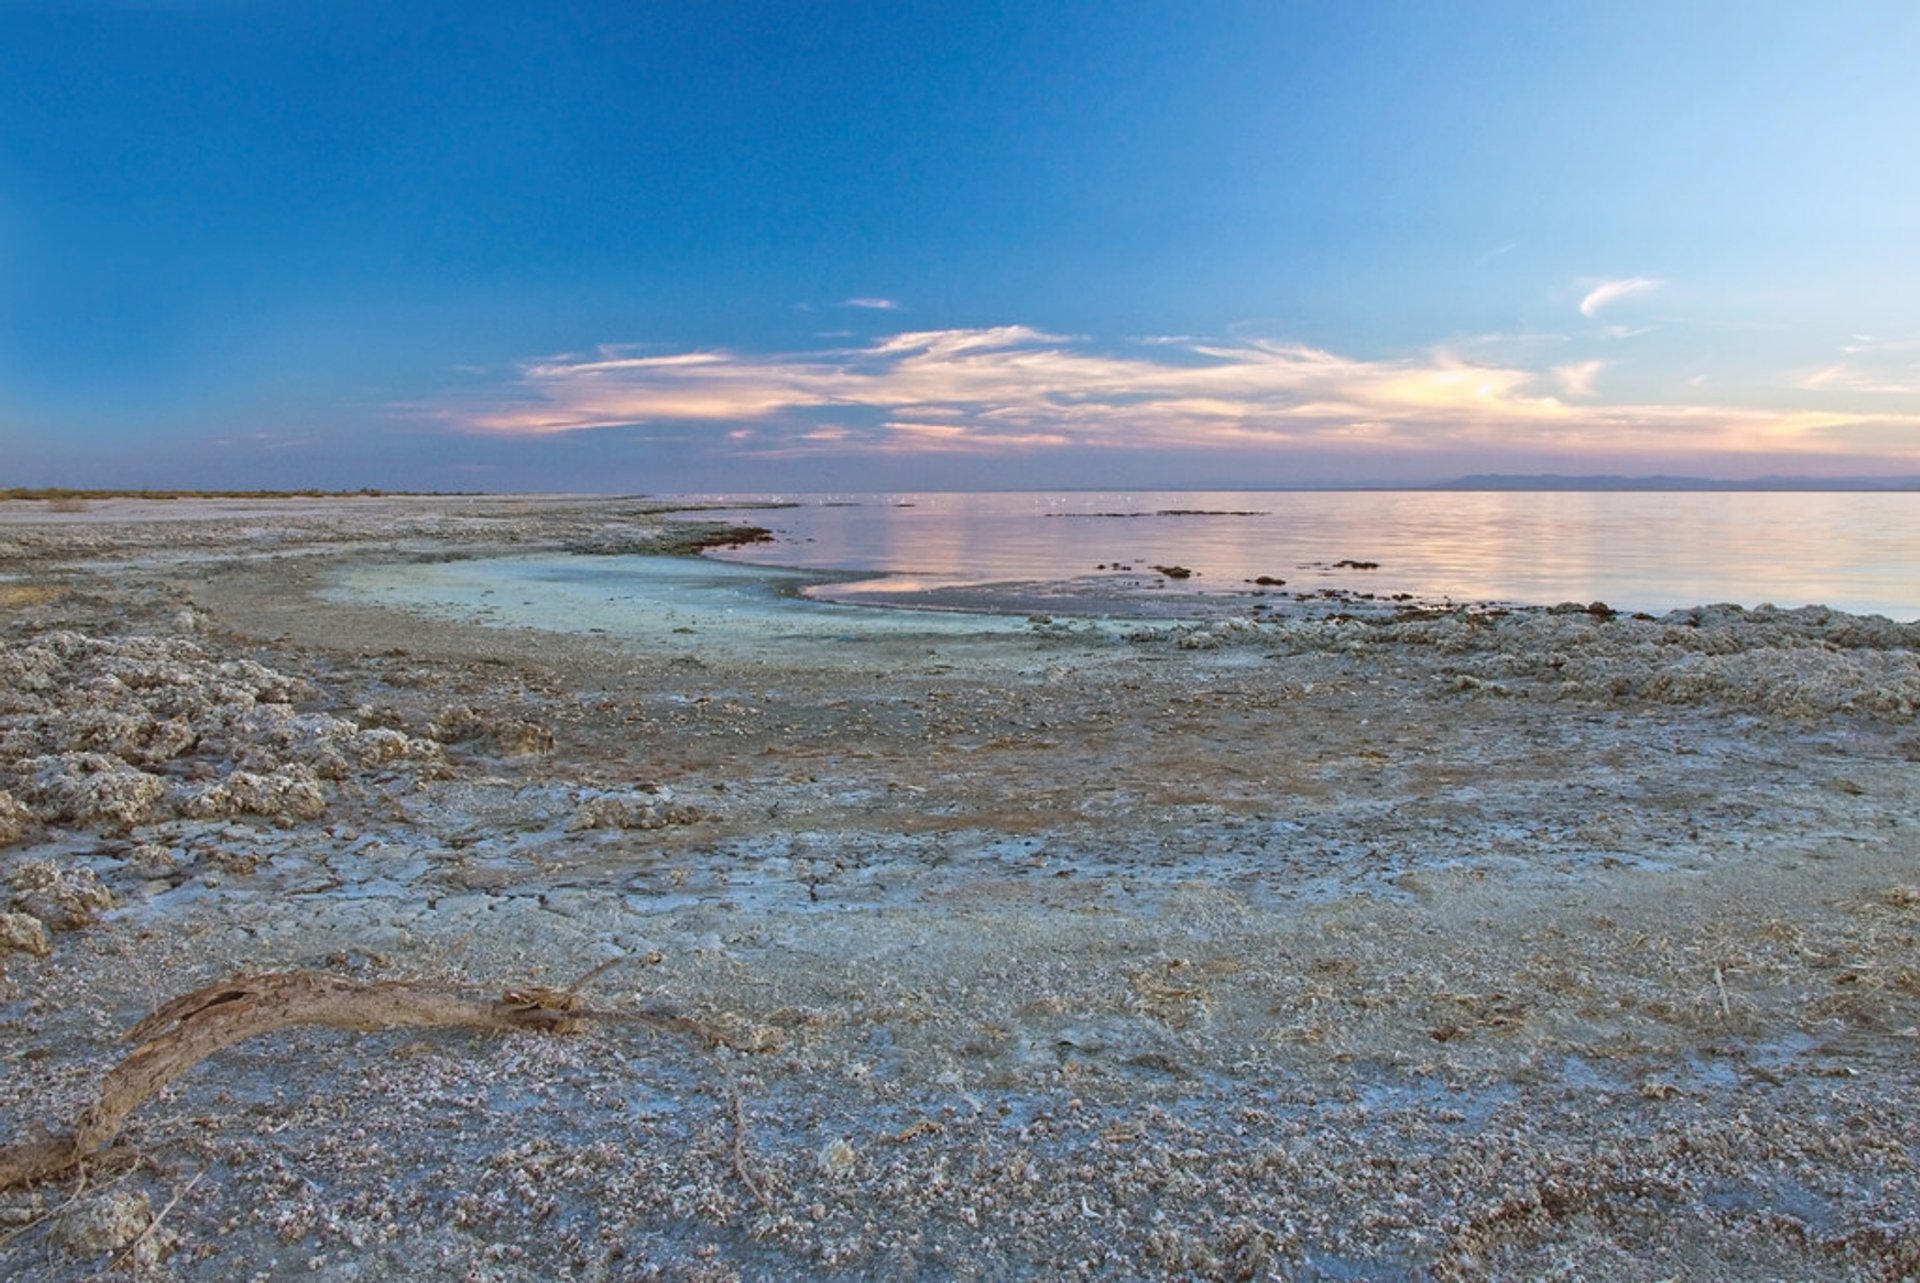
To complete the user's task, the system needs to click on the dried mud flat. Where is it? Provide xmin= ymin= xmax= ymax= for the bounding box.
xmin=2 ymin=494 xmax=1919 ymax=1281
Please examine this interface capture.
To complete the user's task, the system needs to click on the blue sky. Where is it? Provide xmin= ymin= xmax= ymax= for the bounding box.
xmin=2 ymin=1 xmax=1916 ymax=491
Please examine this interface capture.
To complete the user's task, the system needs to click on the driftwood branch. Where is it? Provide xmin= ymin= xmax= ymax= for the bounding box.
xmin=0 ymin=970 xmax=705 ymax=1191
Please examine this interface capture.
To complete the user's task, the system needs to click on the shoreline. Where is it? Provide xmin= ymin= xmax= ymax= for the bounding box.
xmin=689 ymin=489 xmax=1920 ymax=624
xmin=3 ymin=496 xmax=1919 ymax=1279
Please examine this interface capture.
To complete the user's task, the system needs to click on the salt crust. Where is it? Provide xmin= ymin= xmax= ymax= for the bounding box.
xmin=1145 ymin=603 xmax=1920 ymax=718
xmin=0 ymin=631 xmax=444 ymax=832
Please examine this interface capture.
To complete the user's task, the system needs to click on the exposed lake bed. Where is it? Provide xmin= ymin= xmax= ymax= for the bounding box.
xmin=3 ymin=495 xmax=1919 ymax=1279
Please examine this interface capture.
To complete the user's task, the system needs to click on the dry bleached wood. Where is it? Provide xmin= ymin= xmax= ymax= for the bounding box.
xmin=0 ymin=970 xmax=705 ymax=1191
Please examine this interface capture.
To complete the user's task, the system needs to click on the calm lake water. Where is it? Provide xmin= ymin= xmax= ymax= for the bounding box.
xmin=686 ymin=490 xmax=1920 ymax=621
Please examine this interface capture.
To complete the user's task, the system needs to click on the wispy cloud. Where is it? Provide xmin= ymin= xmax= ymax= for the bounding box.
xmin=842 ymin=297 xmax=901 ymax=311
xmin=436 ymin=325 xmax=1920 ymax=465
xmin=1842 ymin=334 xmax=1920 ymax=354
xmin=1795 ymin=363 xmax=1919 ymax=395
xmin=1794 ymin=334 xmax=1920 ymax=394
xmin=1578 ymin=277 xmax=1662 ymax=318
xmin=1553 ymin=360 xmax=1606 ymax=397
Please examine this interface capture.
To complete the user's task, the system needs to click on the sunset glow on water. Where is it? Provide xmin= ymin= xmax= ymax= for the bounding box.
xmin=698 ymin=491 xmax=1920 ymax=621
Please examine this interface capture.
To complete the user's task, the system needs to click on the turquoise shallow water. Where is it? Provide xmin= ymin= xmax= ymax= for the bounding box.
xmin=325 ymin=553 xmax=1039 ymax=652
xmin=686 ymin=490 xmax=1920 ymax=621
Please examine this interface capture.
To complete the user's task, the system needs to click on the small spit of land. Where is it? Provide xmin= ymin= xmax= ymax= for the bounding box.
xmin=2 ymin=494 xmax=1919 ymax=1280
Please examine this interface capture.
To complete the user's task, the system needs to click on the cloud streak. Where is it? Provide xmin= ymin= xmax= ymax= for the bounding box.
xmin=1579 ymin=277 xmax=1662 ymax=318
xmin=1795 ymin=364 xmax=1918 ymax=395
xmin=439 ymin=326 xmax=1920 ymax=466
xmin=1794 ymin=334 xmax=1920 ymax=395
xmin=1553 ymin=360 xmax=1606 ymax=397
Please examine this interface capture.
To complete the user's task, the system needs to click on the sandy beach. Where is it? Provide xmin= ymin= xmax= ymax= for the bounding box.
xmin=3 ymin=494 xmax=1919 ymax=1280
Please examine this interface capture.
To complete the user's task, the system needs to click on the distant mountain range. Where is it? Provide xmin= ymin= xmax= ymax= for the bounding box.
xmin=1429 ymin=474 xmax=1920 ymax=492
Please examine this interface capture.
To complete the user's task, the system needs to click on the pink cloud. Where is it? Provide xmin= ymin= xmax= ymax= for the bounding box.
xmin=442 ymin=326 xmax=1920 ymax=464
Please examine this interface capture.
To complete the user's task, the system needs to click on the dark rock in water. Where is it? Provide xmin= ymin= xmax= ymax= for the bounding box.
xmin=1332 ymin=559 xmax=1380 ymax=570
xmin=1252 ymin=575 xmax=1286 ymax=586
xmin=567 ymin=520 xmax=775 ymax=556
xmin=1586 ymin=601 xmax=1616 ymax=619
xmin=701 ymin=524 xmax=775 ymax=549
xmin=1152 ymin=565 xmax=1194 ymax=580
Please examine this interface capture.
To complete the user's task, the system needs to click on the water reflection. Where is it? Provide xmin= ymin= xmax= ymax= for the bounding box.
xmin=691 ymin=491 xmax=1920 ymax=620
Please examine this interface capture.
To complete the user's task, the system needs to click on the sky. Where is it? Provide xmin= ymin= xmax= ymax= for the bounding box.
xmin=2 ymin=0 xmax=1917 ymax=492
